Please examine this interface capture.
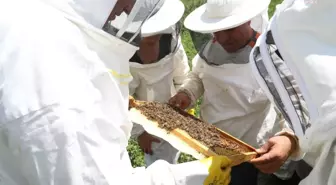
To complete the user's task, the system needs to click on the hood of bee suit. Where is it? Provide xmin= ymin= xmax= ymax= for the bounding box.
xmin=38 ymin=0 xmax=118 ymax=29
xmin=108 ymin=0 xmax=185 ymax=37
xmin=270 ymin=0 xmax=336 ymax=153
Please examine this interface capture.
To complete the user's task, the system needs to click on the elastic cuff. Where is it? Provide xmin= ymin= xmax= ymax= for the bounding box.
xmin=177 ymin=88 xmax=195 ymax=109
xmin=275 ymin=129 xmax=305 ymax=161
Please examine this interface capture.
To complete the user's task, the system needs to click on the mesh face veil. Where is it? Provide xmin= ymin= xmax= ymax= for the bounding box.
xmin=103 ymin=0 xmax=169 ymax=47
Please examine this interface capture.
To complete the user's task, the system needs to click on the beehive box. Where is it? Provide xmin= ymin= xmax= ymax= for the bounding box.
xmin=129 ymin=96 xmax=257 ymax=166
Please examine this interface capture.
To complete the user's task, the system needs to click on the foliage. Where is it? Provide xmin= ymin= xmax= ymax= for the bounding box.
xmin=127 ymin=138 xmax=146 ymax=167
xmin=127 ymin=0 xmax=284 ymax=167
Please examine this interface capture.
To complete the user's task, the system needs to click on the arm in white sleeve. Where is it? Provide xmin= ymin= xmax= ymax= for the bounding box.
xmin=271 ymin=110 xmax=304 ymax=161
xmin=178 ymin=54 xmax=205 ymax=107
xmin=12 ymin=104 xmax=209 ymax=185
xmin=251 ymin=47 xmax=305 ymax=161
xmin=172 ymin=39 xmax=190 ymax=91
xmin=0 ymin=30 xmax=209 ymax=185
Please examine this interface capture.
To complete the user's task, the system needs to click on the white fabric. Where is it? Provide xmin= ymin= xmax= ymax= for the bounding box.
xmin=129 ymin=39 xmax=189 ymax=102
xmin=257 ymin=0 xmax=336 ymax=184
xmin=40 ymin=0 xmax=117 ymax=29
xmin=184 ymin=0 xmax=270 ymax=33
xmin=111 ymin=0 xmax=185 ymax=37
xmin=129 ymin=37 xmax=189 ymax=166
xmin=250 ymin=8 xmax=269 ymax=34
xmin=144 ymin=137 xmax=180 ymax=166
xmin=179 ymin=44 xmax=277 ymax=148
xmin=0 ymin=1 xmax=211 ymax=185
xmin=257 ymin=28 xmax=305 ymax=140
xmin=249 ymin=37 xmax=306 ymax=179
xmin=179 ymin=9 xmax=276 ymax=148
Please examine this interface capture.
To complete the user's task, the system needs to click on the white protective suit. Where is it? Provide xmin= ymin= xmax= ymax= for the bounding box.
xmin=129 ymin=36 xmax=189 ymax=103
xmin=129 ymin=33 xmax=189 ymax=166
xmin=0 ymin=0 xmax=217 ymax=184
xmin=180 ymin=10 xmax=301 ymax=181
xmin=179 ymin=11 xmax=281 ymax=149
xmin=249 ymin=0 xmax=336 ymax=184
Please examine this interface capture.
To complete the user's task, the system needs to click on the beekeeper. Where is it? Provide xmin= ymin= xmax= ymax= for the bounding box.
xmin=169 ymin=0 xmax=301 ymax=184
xmin=249 ymin=0 xmax=335 ymax=184
xmin=0 ymin=0 xmax=233 ymax=184
xmin=106 ymin=8 xmax=189 ymax=166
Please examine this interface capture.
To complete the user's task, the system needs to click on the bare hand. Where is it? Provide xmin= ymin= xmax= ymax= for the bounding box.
xmin=138 ymin=132 xmax=161 ymax=155
xmin=169 ymin=92 xmax=191 ymax=109
xmin=250 ymin=135 xmax=296 ymax=174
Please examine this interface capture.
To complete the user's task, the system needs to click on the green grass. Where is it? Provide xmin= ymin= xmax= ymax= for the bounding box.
xmin=269 ymin=0 xmax=283 ymax=16
xmin=127 ymin=0 xmax=283 ymax=167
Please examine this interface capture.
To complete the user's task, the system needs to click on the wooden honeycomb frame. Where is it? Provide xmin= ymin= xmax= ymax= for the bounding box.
xmin=129 ymin=96 xmax=257 ymax=166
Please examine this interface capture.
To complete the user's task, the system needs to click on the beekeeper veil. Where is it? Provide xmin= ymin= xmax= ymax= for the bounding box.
xmin=104 ymin=0 xmax=185 ymax=47
xmin=41 ymin=0 xmax=185 ymax=47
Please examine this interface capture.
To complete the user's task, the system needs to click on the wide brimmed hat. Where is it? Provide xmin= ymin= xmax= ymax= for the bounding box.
xmin=184 ymin=0 xmax=270 ymax=33
xmin=110 ymin=0 xmax=184 ymax=37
